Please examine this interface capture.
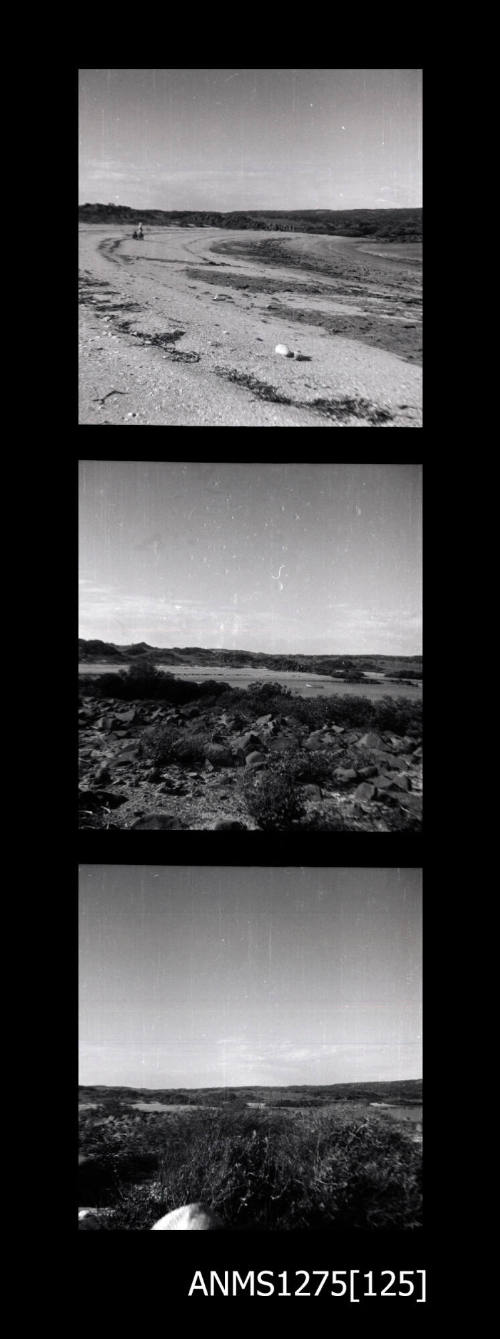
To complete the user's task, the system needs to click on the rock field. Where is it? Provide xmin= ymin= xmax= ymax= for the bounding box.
xmin=79 ymin=696 xmax=422 ymax=831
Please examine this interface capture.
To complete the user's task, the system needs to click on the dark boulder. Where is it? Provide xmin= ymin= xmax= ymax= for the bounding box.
xmin=356 ymin=732 xmax=384 ymax=750
xmin=374 ymin=774 xmax=397 ymax=792
xmin=389 ymin=772 xmax=411 ymax=791
xmin=374 ymin=772 xmax=411 ymax=793
xmin=333 ymin=767 xmax=358 ymax=785
xmin=204 ymin=744 xmax=235 ymax=768
xmin=371 ymin=750 xmax=400 ymax=770
xmin=235 ymin=731 xmax=265 ymax=756
xmin=354 ymin=782 xmax=376 ymax=803
xmin=398 ymin=793 xmax=422 ymax=816
xmin=304 ymin=730 xmax=327 ymax=750
xmin=114 ymin=708 xmax=137 ymax=725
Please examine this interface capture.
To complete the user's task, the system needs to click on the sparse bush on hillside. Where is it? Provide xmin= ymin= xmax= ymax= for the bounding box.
xmin=243 ymin=761 xmax=303 ymax=829
xmin=140 ymin=724 xmax=179 ymax=765
xmin=142 ymin=724 xmax=211 ymax=769
xmin=244 ymin=749 xmax=350 ymax=830
xmin=287 ymin=748 xmax=339 ymax=786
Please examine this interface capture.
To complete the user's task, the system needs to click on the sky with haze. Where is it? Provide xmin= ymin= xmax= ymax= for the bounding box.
xmin=79 ymin=866 xmax=422 ymax=1089
xmin=79 ymin=461 xmax=422 ymax=656
xmin=79 ymin=69 xmax=422 ymax=211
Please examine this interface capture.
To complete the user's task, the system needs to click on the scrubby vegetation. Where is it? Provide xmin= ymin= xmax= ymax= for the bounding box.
xmin=243 ymin=760 xmax=304 ymax=830
xmin=81 ymin=664 xmax=422 ymax=738
xmin=79 ymin=662 xmax=422 ymax=831
xmin=79 ymin=203 xmax=422 ymax=242
xmin=79 ymin=1101 xmax=422 ymax=1231
xmin=141 ymin=724 xmax=235 ymax=772
xmin=80 ymin=662 xmax=228 ymax=706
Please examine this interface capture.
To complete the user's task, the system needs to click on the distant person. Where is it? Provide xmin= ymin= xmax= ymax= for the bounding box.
xmin=137 ymin=223 xmax=144 ymax=239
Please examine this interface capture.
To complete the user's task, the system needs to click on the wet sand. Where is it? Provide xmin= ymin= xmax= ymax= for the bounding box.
xmin=79 ymin=226 xmax=422 ymax=427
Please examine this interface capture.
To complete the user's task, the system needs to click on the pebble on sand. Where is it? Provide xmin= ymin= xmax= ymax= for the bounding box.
xmin=275 ymin=344 xmax=294 ymax=357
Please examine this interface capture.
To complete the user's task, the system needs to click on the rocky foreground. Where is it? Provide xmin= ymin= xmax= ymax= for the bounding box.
xmin=79 ymin=695 xmax=422 ymax=831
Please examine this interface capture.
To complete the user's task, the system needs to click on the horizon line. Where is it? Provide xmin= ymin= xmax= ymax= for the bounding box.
xmin=79 ymin=202 xmax=422 ymax=215
xmin=78 ymin=637 xmax=422 ymax=657
xmin=80 ymin=1077 xmax=422 ymax=1092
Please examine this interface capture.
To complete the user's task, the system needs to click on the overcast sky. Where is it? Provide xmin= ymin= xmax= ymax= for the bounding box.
xmin=79 ymin=866 xmax=422 ymax=1089
xmin=79 ymin=69 xmax=422 ymax=211
xmin=79 ymin=461 xmax=422 ymax=656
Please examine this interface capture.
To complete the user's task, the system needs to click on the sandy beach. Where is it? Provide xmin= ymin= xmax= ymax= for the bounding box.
xmin=78 ymin=226 xmax=422 ymax=427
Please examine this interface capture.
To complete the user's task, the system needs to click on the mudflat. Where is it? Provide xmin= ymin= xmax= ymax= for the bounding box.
xmin=79 ymin=227 xmax=422 ymax=427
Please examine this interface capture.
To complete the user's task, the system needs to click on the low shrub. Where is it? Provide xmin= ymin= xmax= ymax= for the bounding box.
xmin=85 ymin=667 xmax=231 ymax=706
xmin=373 ymin=696 xmax=422 ymax=736
xmin=287 ymin=748 xmax=339 ymax=786
xmin=243 ymin=762 xmax=303 ymax=829
xmin=142 ymin=724 xmax=210 ymax=769
xmin=98 ymin=1107 xmax=422 ymax=1231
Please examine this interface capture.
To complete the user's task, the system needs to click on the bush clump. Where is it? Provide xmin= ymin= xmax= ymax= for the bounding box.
xmin=243 ymin=761 xmax=303 ymax=829
xmin=82 ymin=666 xmax=230 ymax=706
xmin=142 ymin=725 xmax=210 ymax=769
xmin=287 ymin=748 xmax=339 ymax=786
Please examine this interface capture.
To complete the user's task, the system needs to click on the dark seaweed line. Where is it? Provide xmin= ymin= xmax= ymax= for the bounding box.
xmin=215 ymin=368 xmax=394 ymax=424
xmin=92 ymin=389 xmax=129 ymax=405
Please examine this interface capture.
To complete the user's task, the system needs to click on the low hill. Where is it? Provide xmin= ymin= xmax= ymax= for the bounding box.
xmin=79 ymin=204 xmax=422 ymax=242
xmin=78 ymin=638 xmax=422 ymax=677
xmin=79 ymin=1079 xmax=422 ymax=1107
xmin=78 ymin=639 xmax=125 ymax=661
